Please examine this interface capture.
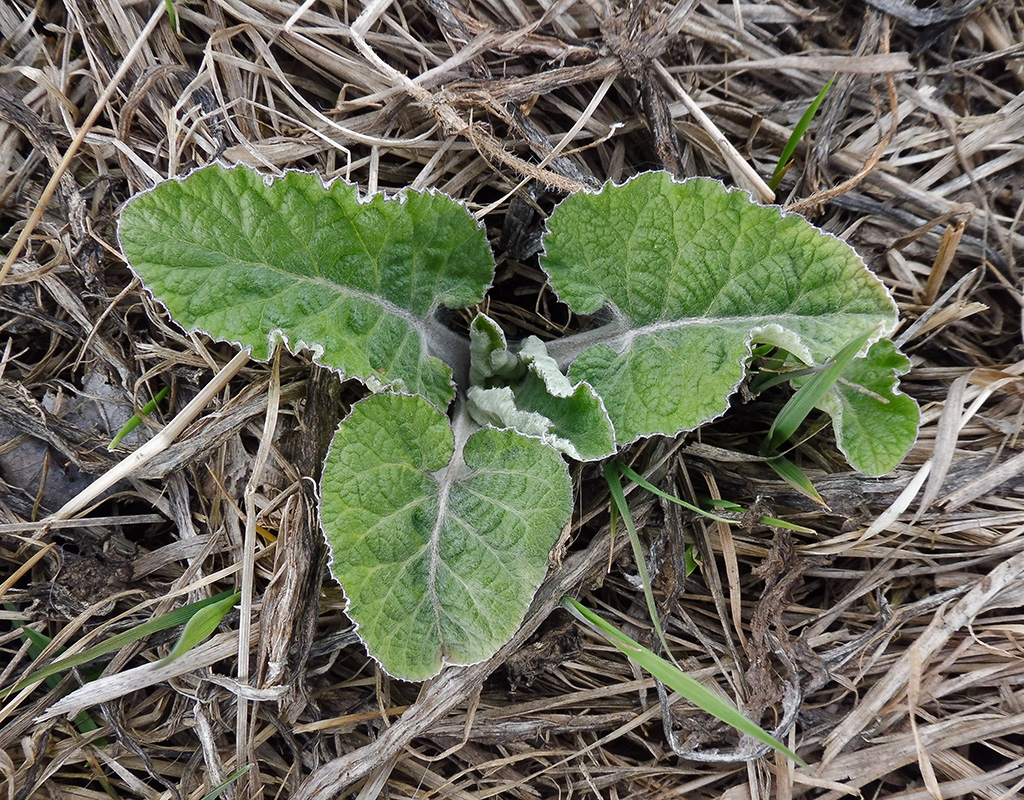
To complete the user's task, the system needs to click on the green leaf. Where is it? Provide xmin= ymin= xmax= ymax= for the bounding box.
xmin=560 ymin=596 xmax=807 ymax=766
xmin=468 ymin=312 xmax=524 ymax=386
xmin=762 ymin=327 xmax=876 ymax=454
xmin=542 ymin=173 xmax=900 ymax=446
xmin=603 ymin=462 xmax=670 ymax=654
xmin=3 ymin=604 xmax=102 ymax=734
xmin=200 ymin=766 xmax=252 ymax=800
xmin=1 ymin=591 xmax=240 ymax=699
xmin=816 ymin=339 xmax=920 ymax=475
xmin=119 ymin=164 xmax=495 ymax=409
xmin=769 ymin=75 xmax=834 ymax=191
xmin=611 ymin=461 xmax=735 ymax=524
xmin=109 ymin=386 xmax=169 ymax=450
xmin=612 ymin=461 xmax=815 ymax=532
xmin=157 ymin=590 xmax=238 ymax=666
xmin=684 ymin=544 xmax=700 ymax=576
xmin=320 ymin=393 xmax=572 ymax=680
xmin=466 ymin=315 xmax=615 ymax=461
xmin=766 ymin=455 xmax=826 ymax=507
xmin=512 ymin=338 xmax=615 ymax=460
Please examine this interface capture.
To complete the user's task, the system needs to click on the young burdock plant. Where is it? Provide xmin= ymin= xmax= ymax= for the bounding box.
xmin=117 ymin=165 xmax=919 ymax=687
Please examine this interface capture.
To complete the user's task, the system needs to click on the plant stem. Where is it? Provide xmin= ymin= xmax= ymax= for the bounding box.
xmin=544 ymin=317 xmax=629 ymax=371
xmin=425 ymin=319 xmax=472 ymax=395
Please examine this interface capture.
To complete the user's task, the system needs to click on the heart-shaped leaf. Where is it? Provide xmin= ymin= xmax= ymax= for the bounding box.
xmin=118 ymin=164 xmax=495 ymax=408
xmin=542 ymin=173 xmax=901 ymax=445
xmin=320 ymin=393 xmax=572 ymax=680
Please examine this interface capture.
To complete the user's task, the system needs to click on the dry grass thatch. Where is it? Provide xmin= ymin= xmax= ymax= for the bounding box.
xmin=2 ymin=0 xmax=1024 ymax=797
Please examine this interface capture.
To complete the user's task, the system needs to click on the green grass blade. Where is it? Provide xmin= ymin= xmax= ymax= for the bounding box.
xmin=762 ymin=327 xmax=876 ymax=454
xmin=15 ymin=621 xmax=52 ymax=653
xmin=561 ymin=596 xmax=807 ymax=766
xmin=4 ymin=605 xmax=103 ymax=733
xmin=769 ymin=75 xmax=835 ymax=191
xmin=157 ymin=590 xmax=238 ymax=666
xmin=749 ymin=364 xmax=818 ymax=395
xmin=163 ymin=0 xmax=179 ymax=34
xmin=758 ymin=515 xmax=815 ymax=533
xmin=1 ymin=590 xmax=240 ymax=699
xmin=612 ymin=462 xmax=736 ymax=524
xmin=748 ymin=347 xmax=797 ymax=395
xmin=767 ymin=455 xmax=827 ymax=507
xmin=199 ymin=765 xmax=252 ymax=800
xmin=702 ymin=498 xmax=742 ymax=510
xmin=616 ymin=462 xmax=814 ymax=533
xmin=603 ymin=462 xmax=670 ymax=654
xmin=684 ymin=544 xmax=700 ymax=577
xmin=108 ymin=386 xmax=169 ymax=450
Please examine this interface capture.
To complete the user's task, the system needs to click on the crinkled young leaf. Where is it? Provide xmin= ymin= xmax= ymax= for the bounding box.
xmin=542 ymin=173 xmax=901 ymax=445
xmin=466 ymin=315 xmax=615 ymax=460
xmin=815 ymin=339 xmax=919 ymax=475
xmin=320 ymin=393 xmax=572 ymax=680
xmin=512 ymin=338 xmax=615 ymax=460
xmin=468 ymin=313 xmax=525 ymax=386
xmin=467 ymin=381 xmax=614 ymax=460
xmin=119 ymin=164 xmax=494 ymax=409
xmin=466 ymin=386 xmax=553 ymax=440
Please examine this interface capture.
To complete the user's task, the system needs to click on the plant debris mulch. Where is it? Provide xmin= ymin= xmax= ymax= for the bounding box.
xmin=2 ymin=0 xmax=1024 ymax=798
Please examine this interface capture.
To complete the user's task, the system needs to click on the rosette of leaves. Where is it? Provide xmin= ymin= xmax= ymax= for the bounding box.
xmin=119 ymin=166 xmax=918 ymax=680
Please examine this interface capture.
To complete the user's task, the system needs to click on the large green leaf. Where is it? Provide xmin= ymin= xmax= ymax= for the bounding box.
xmin=542 ymin=173 xmax=901 ymax=445
xmin=320 ymin=393 xmax=572 ymax=680
xmin=118 ymin=164 xmax=495 ymax=408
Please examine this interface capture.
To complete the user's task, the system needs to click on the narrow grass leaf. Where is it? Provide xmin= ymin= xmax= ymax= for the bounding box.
xmin=108 ymin=386 xmax=169 ymax=450
xmin=758 ymin=515 xmax=815 ymax=533
xmin=762 ymin=327 xmax=876 ymax=454
xmin=157 ymin=590 xmax=239 ymax=666
xmin=612 ymin=462 xmax=736 ymax=524
xmin=603 ymin=463 xmax=670 ymax=653
xmin=684 ymin=545 xmax=700 ymax=577
xmin=1 ymin=590 xmax=240 ymax=698
xmin=769 ymin=75 xmax=835 ymax=190
xmin=561 ymin=596 xmax=807 ymax=766
xmin=616 ymin=463 xmax=814 ymax=532
xmin=749 ymin=361 xmax=817 ymax=394
xmin=12 ymin=619 xmax=52 ymax=652
xmin=200 ymin=765 xmax=252 ymax=800
xmin=703 ymin=498 xmax=742 ymax=510
xmin=767 ymin=455 xmax=827 ymax=507
xmin=4 ymin=606 xmax=102 ymax=733
xmin=162 ymin=0 xmax=178 ymax=33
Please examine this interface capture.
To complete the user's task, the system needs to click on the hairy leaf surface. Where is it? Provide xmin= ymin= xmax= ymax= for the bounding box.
xmin=542 ymin=173 xmax=901 ymax=444
xmin=119 ymin=164 xmax=494 ymax=408
xmin=320 ymin=393 xmax=572 ymax=680
xmin=466 ymin=315 xmax=615 ymax=460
